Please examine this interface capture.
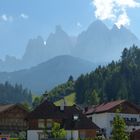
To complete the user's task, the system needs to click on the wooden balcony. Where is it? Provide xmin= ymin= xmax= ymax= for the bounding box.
xmin=0 ymin=125 xmax=27 ymax=131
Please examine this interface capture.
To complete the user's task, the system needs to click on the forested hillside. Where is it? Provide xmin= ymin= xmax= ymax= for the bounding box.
xmin=48 ymin=76 xmax=75 ymax=102
xmin=75 ymin=45 xmax=140 ymax=105
xmin=0 ymin=82 xmax=32 ymax=104
xmin=48 ymin=45 xmax=140 ymax=106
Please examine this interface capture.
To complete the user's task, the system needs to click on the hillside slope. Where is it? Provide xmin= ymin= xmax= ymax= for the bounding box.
xmin=0 ymin=55 xmax=96 ymax=94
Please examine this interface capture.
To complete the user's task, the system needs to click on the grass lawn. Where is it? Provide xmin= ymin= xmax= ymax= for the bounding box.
xmin=54 ymin=92 xmax=76 ymax=106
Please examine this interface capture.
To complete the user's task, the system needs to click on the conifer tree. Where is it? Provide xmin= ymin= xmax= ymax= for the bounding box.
xmin=112 ymin=109 xmax=129 ymax=140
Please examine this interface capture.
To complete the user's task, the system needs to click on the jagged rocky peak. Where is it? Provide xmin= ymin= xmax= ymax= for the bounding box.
xmin=47 ymin=25 xmax=69 ymax=41
xmin=24 ymin=36 xmax=45 ymax=55
xmin=27 ymin=36 xmax=45 ymax=47
xmin=112 ymin=24 xmax=131 ymax=33
xmin=88 ymin=20 xmax=109 ymax=32
xmin=55 ymin=25 xmax=63 ymax=33
xmin=112 ymin=24 xmax=119 ymax=31
xmin=22 ymin=35 xmax=46 ymax=63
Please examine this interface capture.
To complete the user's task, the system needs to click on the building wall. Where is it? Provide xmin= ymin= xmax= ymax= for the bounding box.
xmin=79 ymin=129 xmax=96 ymax=138
xmin=0 ymin=105 xmax=28 ymax=131
xmin=66 ymin=131 xmax=72 ymax=140
xmin=89 ymin=113 xmax=140 ymax=138
xmin=130 ymin=130 xmax=140 ymax=140
xmin=66 ymin=130 xmax=79 ymax=140
xmin=27 ymin=130 xmax=43 ymax=140
xmin=72 ymin=130 xmax=79 ymax=140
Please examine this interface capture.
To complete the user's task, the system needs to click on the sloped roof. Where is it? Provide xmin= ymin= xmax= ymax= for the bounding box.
xmin=0 ymin=103 xmax=29 ymax=114
xmin=28 ymin=100 xmax=63 ymax=119
xmin=0 ymin=104 xmax=15 ymax=113
xmin=63 ymin=106 xmax=99 ymax=130
xmin=27 ymin=100 xmax=100 ymax=130
xmin=60 ymin=105 xmax=99 ymax=130
xmin=84 ymin=100 xmax=140 ymax=115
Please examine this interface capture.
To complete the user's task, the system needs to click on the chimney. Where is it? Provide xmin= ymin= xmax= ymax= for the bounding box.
xmin=60 ymin=97 xmax=66 ymax=111
xmin=84 ymin=107 xmax=88 ymax=113
xmin=42 ymin=93 xmax=48 ymax=101
xmin=60 ymin=102 xmax=65 ymax=111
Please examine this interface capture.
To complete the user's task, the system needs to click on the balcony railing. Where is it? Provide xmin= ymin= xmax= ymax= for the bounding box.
xmin=125 ymin=121 xmax=140 ymax=126
xmin=110 ymin=120 xmax=140 ymax=126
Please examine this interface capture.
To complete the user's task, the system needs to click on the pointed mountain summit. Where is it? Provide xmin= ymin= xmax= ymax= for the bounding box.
xmin=22 ymin=36 xmax=47 ymax=67
xmin=111 ymin=24 xmax=119 ymax=31
xmin=110 ymin=24 xmax=139 ymax=51
xmin=87 ymin=20 xmax=109 ymax=32
xmin=73 ymin=20 xmax=110 ymax=62
xmin=46 ymin=25 xmax=73 ymax=59
xmin=73 ymin=20 xmax=140 ymax=62
xmin=0 ymin=20 xmax=139 ymax=72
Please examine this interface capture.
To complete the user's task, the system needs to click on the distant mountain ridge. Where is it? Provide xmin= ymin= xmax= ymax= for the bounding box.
xmin=73 ymin=20 xmax=140 ymax=62
xmin=0 ymin=55 xmax=97 ymax=93
xmin=0 ymin=20 xmax=139 ymax=72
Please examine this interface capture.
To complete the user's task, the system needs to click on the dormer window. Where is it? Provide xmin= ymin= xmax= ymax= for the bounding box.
xmin=73 ymin=114 xmax=79 ymax=120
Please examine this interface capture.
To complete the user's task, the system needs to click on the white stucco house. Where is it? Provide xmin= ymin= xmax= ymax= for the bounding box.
xmin=27 ymin=100 xmax=99 ymax=140
xmin=84 ymin=100 xmax=140 ymax=139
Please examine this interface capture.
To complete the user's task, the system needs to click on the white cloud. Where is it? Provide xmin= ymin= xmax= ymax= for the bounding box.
xmin=93 ymin=0 xmax=116 ymax=20
xmin=116 ymin=0 xmax=140 ymax=8
xmin=115 ymin=10 xmax=130 ymax=28
xmin=0 ymin=13 xmax=29 ymax=23
xmin=1 ymin=14 xmax=13 ymax=22
xmin=77 ymin=22 xmax=82 ymax=28
xmin=20 ymin=13 xmax=29 ymax=19
xmin=92 ymin=0 xmax=140 ymax=28
xmin=44 ymin=41 xmax=46 ymax=45
xmin=1 ymin=14 xmax=8 ymax=21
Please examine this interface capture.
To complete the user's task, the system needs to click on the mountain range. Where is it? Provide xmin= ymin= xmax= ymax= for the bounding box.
xmin=0 ymin=20 xmax=139 ymax=94
xmin=0 ymin=20 xmax=139 ymax=72
xmin=73 ymin=21 xmax=140 ymax=62
xmin=0 ymin=55 xmax=97 ymax=93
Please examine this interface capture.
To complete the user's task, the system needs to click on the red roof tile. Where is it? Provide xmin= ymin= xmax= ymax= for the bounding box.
xmin=85 ymin=100 xmax=126 ymax=114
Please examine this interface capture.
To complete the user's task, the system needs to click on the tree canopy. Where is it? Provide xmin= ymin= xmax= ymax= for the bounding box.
xmin=75 ymin=45 xmax=140 ymax=105
xmin=0 ymin=81 xmax=32 ymax=104
xmin=112 ymin=109 xmax=129 ymax=140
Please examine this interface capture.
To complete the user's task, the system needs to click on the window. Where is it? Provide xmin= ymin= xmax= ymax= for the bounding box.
xmin=131 ymin=118 xmax=137 ymax=122
xmin=39 ymin=133 xmax=46 ymax=140
xmin=47 ymin=119 xmax=52 ymax=129
xmin=73 ymin=114 xmax=79 ymax=120
xmin=38 ymin=119 xmax=45 ymax=128
xmin=126 ymin=118 xmax=129 ymax=121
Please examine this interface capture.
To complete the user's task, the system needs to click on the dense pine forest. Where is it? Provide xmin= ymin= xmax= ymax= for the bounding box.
xmin=75 ymin=45 xmax=140 ymax=105
xmin=48 ymin=45 xmax=140 ymax=106
xmin=0 ymin=82 xmax=32 ymax=104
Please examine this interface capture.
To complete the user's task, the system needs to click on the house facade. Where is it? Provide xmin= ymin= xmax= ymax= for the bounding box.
xmin=130 ymin=128 xmax=140 ymax=140
xmin=0 ymin=104 xmax=29 ymax=136
xmin=27 ymin=100 xmax=99 ymax=140
xmin=84 ymin=100 xmax=140 ymax=139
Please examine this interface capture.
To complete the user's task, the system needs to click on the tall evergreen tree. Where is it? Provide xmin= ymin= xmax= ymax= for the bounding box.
xmin=112 ymin=109 xmax=129 ymax=140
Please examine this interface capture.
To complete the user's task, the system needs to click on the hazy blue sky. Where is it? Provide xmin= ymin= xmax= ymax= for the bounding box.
xmin=0 ymin=0 xmax=140 ymax=59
